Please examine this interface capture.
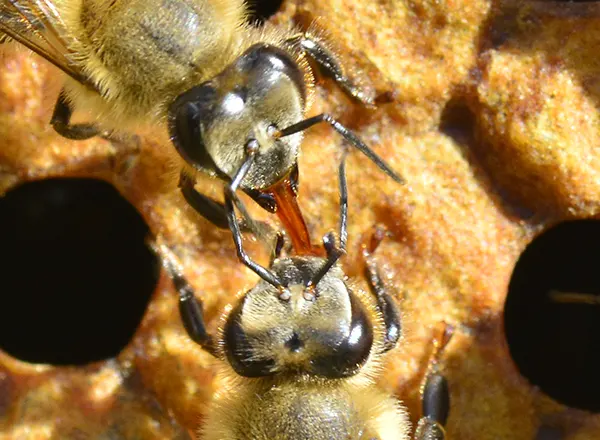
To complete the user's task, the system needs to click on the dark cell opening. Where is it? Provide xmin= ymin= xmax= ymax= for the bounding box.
xmin=439 ymin=98 xmax=475 ymax=145
xmin=245 ymin=0 xmax=283 ymax=24
xmin=505 ymin=219 xmax=600 ymax=412
xmin=0 ymin=178 xmax=159 ymax=365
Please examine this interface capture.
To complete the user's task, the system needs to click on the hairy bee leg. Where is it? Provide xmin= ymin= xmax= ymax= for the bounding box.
xmin=361 ymin=226 xmax=401 ymax=351
xmin=224 ymin=144 xmax=286 ymax=290
xmin=151 ymin=239 xmax=218 ymax=357
xmin=277 ymin=113 xmax=405 ymax=185
xmin=50 ymin=89 xmax=101 ymax=140
xmin=414 ymin=325 xmax=454 ymax=440
xmin=288 ymin=34 xmax=374 ymax=106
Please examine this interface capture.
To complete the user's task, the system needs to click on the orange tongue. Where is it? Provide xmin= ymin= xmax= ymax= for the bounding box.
xmin=270 ymin=177 xmax=315 ymax=255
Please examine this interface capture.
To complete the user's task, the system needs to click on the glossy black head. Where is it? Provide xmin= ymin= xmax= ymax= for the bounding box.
xmin=168 ymin=44 xmax=307 ymax=191
xmin=222 ymin=256 xmax=374 ymax=378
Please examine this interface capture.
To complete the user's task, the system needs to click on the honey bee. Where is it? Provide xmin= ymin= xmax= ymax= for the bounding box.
xmin=152 ymin=166 xmax=451 ymax=439
xmin=0 ymin=0 xmax=404 ymax=282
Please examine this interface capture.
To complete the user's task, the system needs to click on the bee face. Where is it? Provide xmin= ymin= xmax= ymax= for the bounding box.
xmin=169 ymin=44 xmax=306 ymax=190
xmin=222 ymin=257 xmax=374 ymax=378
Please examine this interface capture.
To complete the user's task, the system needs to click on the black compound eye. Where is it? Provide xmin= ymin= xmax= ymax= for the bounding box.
xmin=222 ymin=300 xmax=276 ymax=377
xmin=168 ymin=84 xmax=217 ymax=170
xmin=309 ymin=293 xmax=374 ymax=378
xmin=237 ymin=44 xmax=306 ymax=103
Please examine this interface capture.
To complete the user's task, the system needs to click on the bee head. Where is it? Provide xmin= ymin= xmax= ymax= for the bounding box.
xmin=221 ymin=256 xmax=374 ymax=378
xmin=168 ymin=44 xmax=307 ymax=191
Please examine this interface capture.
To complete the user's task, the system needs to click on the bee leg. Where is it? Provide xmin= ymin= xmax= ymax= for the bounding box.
xmin=414 ymin=325 xmax=454 ymax=440
xmin=414 ymin=373 xmax=449 ymax=440
xmin=50 ymin=89 xmax=101 ymax=140
xmin=224 ymin=143 xmax=286 ymax=290
xmin=150 ymin=238 xmax=218 ymax=357
xmin=289 ymin=34 xmax=374 ymax=106
xmin=179 ymin=171 xmax=276 ymax=244
xmin=360 ymin=227 xmax=401 ymax=352
xmin=180 ymin=172 xmax=229 ymax=229
xmin=181 ymin=172 xmax=285 ymax=264
xmin=363 ymin=259 xmax=402 ymax=352
xmin=276 ymin=114 xmax=405 ymax=185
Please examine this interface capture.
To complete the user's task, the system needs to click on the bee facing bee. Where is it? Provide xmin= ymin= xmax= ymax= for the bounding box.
xmin=152 ymin=161 xmax=452 ymax=439
xmin=0 ymin=0 xmax=404 ymax=280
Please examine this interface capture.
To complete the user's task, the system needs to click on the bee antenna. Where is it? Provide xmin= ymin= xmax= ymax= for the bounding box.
xmin=305 ymin=232 xmax=344 ymax=292
xmin=277 ymin=114 xmax=405 ymax=185
xmin=225 ymin=140 xmax=286 ymax=289
xmin=269 ymin=117 xmax=357 ymax=295
xmin=304 ymin=143 xmax=349 ymax=293
xmin=146 ymin=236 xmax=218 ymax=356
xmin=338 ymin=147 xmax=349 ymax=251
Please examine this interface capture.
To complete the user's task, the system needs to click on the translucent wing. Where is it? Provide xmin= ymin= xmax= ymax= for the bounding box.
xmin=0 ymin=0 xmax=97 ymax=90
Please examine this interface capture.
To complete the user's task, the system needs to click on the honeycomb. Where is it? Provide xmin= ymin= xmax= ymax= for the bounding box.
xmin=1 ymin=0 xmax=600 ymax=438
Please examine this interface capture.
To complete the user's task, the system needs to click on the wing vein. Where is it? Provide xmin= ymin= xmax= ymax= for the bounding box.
xmin=0 ymin=0 xmax=98 ymax=90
